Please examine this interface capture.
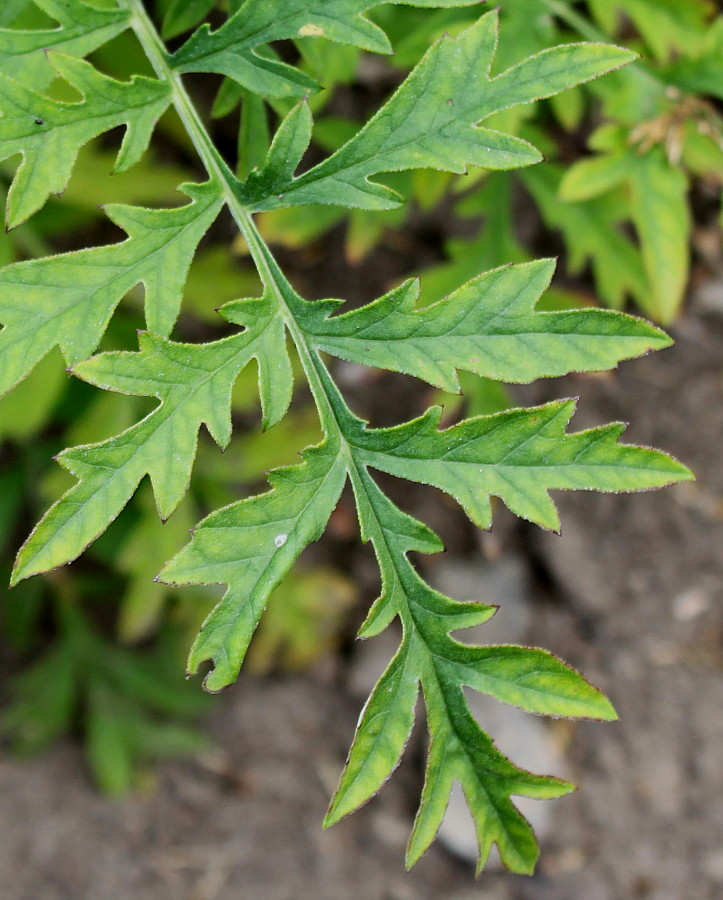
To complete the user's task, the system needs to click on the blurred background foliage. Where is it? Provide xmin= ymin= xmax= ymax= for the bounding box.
xmin=0 ymin=0 xmax=720 ymax=792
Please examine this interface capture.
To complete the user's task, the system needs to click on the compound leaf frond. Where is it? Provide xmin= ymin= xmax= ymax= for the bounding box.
xmin=2 ymin=0 xmax=694 ymax=876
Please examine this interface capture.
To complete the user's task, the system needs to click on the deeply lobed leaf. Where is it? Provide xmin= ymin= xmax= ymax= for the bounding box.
xmin=0 ymin=54 xmax=170 ymax=227
xmin=161 ymin=439 xmax=348 ymax=692
xmin=334 ymin=465 xmax=606 ymax=871
xmin=171 ymin=0 xmax=482 ymax=97
xmin=11 ymin=294 xmax=293 ymax=585
xmin=296 ymin=259 xmax=671 ymax=390
xmin=0 ymin=182 xmax=222 ymax=397
xmin=237 ymin=12 xmax=636 ymax=210
xmin=345 ymin=398 xmax=691 ymax=530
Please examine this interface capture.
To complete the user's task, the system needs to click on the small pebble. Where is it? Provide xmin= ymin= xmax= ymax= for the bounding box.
xmin=671 ymin=587 xmax=709 ymax=622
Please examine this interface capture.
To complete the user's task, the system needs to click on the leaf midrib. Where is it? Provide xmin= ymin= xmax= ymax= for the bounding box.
xmin=346 ymin=457 xmax=532 ymax=861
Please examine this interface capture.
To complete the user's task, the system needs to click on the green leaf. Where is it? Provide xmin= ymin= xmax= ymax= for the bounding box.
xmin=161 ymin=439 xmax=348 ymax=692
xmin=319 ymin=423 xmax=623 ymax=868
xmin=236 ymin=89 xmax=271 ymax=179
xmin=523 ymin=164 xmax=650 ymax=311
xmin=220 ymin=294 xmax=295 ymax=429
xmin=12 ymin=295 xmax=292 ymax=584
xmin=445 ymin=644 xmax=617 ymax=719
xmin=559 ymin=152 xmax=629 ymax=202
xmin=340 ymin=466 xmax=577 ymax=872
xmin=0 ymin=640 xmax=78 ymax=754
xmin=298 ymin=259 xmax=671 ymax=391
xmin=558 ymin=129 xmax=691 ymax=323
xmin=664 ymin=18 xmax=723 ymax=100
xmin=2 ymin=597 xmax=209 ymax=793
xmin=351 ymin=469 xmax=489 ymax=640
xmin=162 ymin=0 xmax=218 ymax=40
xmin=408 ymin=680 xmax=572 ymax=873
xmin=0 ymin=0 xmax=129 ymax=90
xmin=171 ymin=0 xmax=481 ymax=96
xmin=0 ymin=182 xmax=222 ymax=397
xmin=242 ymin=100 xmax=313 ymax=196
xmin=325 ymin=638 xmax=419 ymax=824
xmin=238 ymin=12 xmax=636 ymax=211
xmin=589 ymin=0 xmax=712 ymax=63
xmin=86 ymin=681 xmax=135 ymax=796
xmin=627 ymin=147 xmax=691 ymax=324
xmin=345 ymin=398 xmax=693 ymax=530
xmin=0 ymin=54 xmax=170 ymax=227
xmin=0 ymin=0 xmax=31 ymax=28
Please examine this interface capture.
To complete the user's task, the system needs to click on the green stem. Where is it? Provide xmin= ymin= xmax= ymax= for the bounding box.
xmin=122 ymin=0 xmax=342 ymax=435
xmin=123 ymin=0 xmax=449 ymax=651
